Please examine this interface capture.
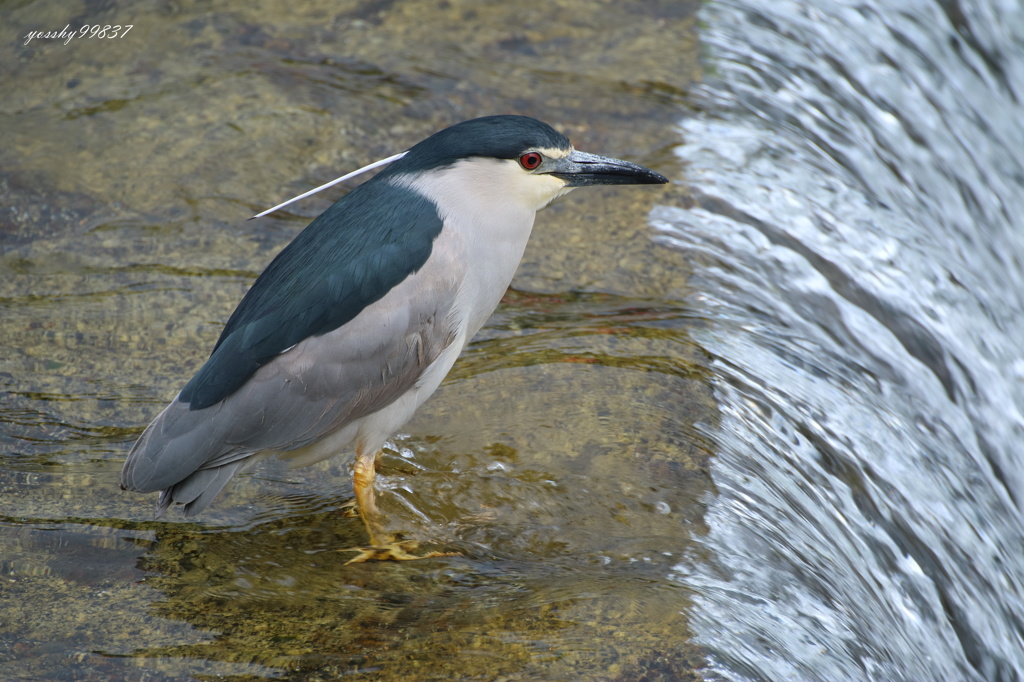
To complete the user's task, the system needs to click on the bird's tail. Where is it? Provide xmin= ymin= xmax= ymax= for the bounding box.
xmin=121 ymin=398 xmax=252 ymax=517
xmin=156 ymin=461 xmax=248 ymax=517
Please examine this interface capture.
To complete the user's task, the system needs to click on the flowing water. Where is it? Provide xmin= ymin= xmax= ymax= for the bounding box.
xmin=660 ymin=0 xmax=1024 ymax=679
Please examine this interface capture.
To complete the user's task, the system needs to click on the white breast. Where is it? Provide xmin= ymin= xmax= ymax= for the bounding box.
xmin=391 ymin=157 xmax=571 ymax=338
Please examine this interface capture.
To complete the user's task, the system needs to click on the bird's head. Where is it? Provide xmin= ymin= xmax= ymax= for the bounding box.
xmin=381 ymin=115 xmax=668 ymax=212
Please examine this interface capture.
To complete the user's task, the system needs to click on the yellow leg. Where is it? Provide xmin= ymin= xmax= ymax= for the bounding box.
xmin=342 ymin=444 xmax=457 ymax=564
xmin=352 ymin=445 xmax=388 ymax=545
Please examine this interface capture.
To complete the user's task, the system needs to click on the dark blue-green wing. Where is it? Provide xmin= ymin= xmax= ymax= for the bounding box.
xmin=179 ymin=179 xmax=443 ymax=410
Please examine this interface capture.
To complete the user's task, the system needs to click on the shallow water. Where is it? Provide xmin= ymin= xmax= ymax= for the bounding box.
xmin=659 ymin=0 xmax=1024 ymax=679
xmin=2 ymin=0 xmax=704 ymax=679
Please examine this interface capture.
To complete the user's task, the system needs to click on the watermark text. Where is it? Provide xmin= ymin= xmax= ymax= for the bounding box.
xmin=24 ymin=24 xmax=133 ymax=46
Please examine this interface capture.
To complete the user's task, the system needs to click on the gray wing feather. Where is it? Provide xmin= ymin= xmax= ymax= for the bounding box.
xmin=157 ymin=460 xmax=247 ymax=516
xmin=122 ymin=262 xmax=462 ymax=514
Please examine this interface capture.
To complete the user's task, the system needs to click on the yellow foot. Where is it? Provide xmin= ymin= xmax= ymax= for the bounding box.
xmin=339 ymin=498 xmax=359 ymax=518
xmin=340 ymin=541 xmax=459 ymax=565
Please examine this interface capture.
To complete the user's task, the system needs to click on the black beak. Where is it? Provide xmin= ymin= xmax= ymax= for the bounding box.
xmin=547 ymin=150 xmax=668 ymax=187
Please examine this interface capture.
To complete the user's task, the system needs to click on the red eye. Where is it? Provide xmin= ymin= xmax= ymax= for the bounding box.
xmin=519 ymin=152 xmax=543 ymax=170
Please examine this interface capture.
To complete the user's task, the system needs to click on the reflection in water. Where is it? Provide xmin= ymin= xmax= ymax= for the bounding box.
xmin=659 ymin=0 xmax=1024 ymax=679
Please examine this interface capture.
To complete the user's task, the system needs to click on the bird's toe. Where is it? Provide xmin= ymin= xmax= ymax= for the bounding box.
xmin=340 ymin=540 xmax=458 ymax=564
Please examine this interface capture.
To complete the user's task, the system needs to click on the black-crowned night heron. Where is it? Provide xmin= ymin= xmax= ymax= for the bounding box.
xmin=121 ymin=115 xmax=668 ymax=561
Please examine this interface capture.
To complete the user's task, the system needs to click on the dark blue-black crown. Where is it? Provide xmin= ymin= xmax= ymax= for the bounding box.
xmin=383 ymin=115 xmax=572 ymax=175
